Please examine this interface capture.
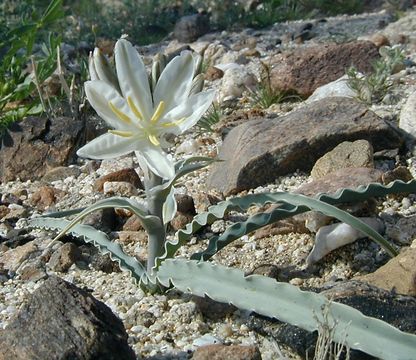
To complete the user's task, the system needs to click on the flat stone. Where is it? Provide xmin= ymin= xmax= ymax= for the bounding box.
xmin=41 ymin=166 xmax=81 ymax=182
xmin=0 ymin=276 xmax=135 ymax=360
xmin=306 ymin=74 xmax=358 ymax=103
xmin=311 ymin=140 xmax=374 ymax=180
xmin=0 ymin=241 xmax=39 ymax=272
xmin=296 ymin=167 xmax=383 ymax=196
xmin=193 ymin=344 xmax=261 ymax=360
xmin=94 ymin=168 xmax=143 ymax=192
xmin=355 ymin=247 xmax=416 ymax=296
xmin=270 ymin=41 xmax=379 ymax=97
xmin=207 ymin=98 xmax=401 ymax=195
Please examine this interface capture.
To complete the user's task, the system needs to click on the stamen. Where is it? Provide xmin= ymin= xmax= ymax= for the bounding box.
xmin=161 ymin=117 xmax=186 ymax=128
xmin=150 ymin=101 xmax=165 ymax=124
xmin=148 ymin=134 xmax=160 ymax=146
xmin=108 ymin=130 xmax=133 ymax=137
xmin=109 ymin=101 xmax=132 ymax=124
xmin=127 ymin=96 xmax=143 ymax=120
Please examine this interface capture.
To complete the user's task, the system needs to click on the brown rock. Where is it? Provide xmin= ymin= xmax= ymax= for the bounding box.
xmin=0 ymin=276 xmax=135 ymax=360
xmin=42 ymin=166 xmax=81 ymax=182
xmin=205 ymin=66 xmax=224 ymax=81
xmin=0 ymin=116 xmax=87 ymax=183
xmin=175 ymin=194 xmax=196 ymax=214
xmin=369 ymin=33 xmax=390 ymax=48
xmin=0 ymin=241 xmax=39 ymax=272
xmin=382 ymin=165 xmax=414 ymax=185
xmin=311 ymin=140 xmax=374 ymax=180
xmin=296 ymin=167 xmax=383 ymax=197
xmin=207 ymin=97 xmax=402 ymax=195
xmin=47 ymin=243 xmax=82 ymax=273
xmin=170 ymin=212 xmax=194 ymax=231
xmin=117 ymin=230 xmax=147 ymax=246
xmin=95 ymin=168 xmax=143 ymax=192
xmin=30 ymin=186 xmax=64 ymax=211
xmin=122 ymin=215 xmax=144 ymax=231
xmin=18 ymin=260 xmax=47 ymax=282
xmin=193 ymin=344 xmax=261 ymax=360
xmin=103 ymin=181 xmax=138 ymax=196
xmin=355 ymin=247 xmax=416 ymax=296
xmin=243 ymin=48 xmax=261 ymax=57
xmin=0 ymin=205 xmax=10 ymax=219
xmin=270 ymin=41 xmax=379 ymax=97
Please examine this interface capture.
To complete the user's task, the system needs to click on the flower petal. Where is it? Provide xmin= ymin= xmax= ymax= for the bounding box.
xmin=85 ymin=80 xmax=134 ymax=131
xmin=88 ymin=51 xmax=99 ymax=81
xmin=115 ymin=39 xmax=153 ymax=121
xmin=92 ymin=48 xmax=120 ymax=92
xmin=77 ymin=133 xmax=139 ymax=159
xmin=162 ymin=90 xmax=215 ymax=135
xmin=153 ymin=51 xmax=195 ymax=114
xmin=162 ymin=186 xmax=177 ymax=224
xmin=139 ymin=144 xmax=175 ymax=180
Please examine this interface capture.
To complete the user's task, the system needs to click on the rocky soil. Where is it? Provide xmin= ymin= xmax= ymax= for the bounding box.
xmin=2 ymin=6 xmax=416 ymax=360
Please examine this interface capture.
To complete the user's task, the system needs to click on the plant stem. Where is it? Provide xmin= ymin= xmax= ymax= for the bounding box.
xmin=145 ymin=170 xmax=167 ymax=272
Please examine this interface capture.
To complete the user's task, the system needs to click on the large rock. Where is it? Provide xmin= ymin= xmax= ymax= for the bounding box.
xmin=270 ymin=41 xmax=379 ymax=97
xmin=0 ymin=116 xmax=85 ymax=182
xmin=173 ymin=13 xmax=210 ymax=43
xmin=207 ymin=98 xmax=403 ymax=195
xmin=0 ymin=276 xmax=135 ymax=360
xmin=295 ymin=167 xmax=383 ymax=197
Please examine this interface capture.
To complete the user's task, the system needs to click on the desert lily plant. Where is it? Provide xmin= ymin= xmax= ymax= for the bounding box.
xmin=30 ymin=39 xmax=416 ymax=359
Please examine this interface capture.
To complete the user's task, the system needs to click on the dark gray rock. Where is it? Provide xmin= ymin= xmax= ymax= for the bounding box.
xmin=0 ymin=276 xmax=135 ymax=360
xmin=174 ymin=13 xmax=210 ymax=43
xmin=207 ymin=98 xmax=403 ymax=195
xmin=246 ymin=281 xmax=416 ymax=360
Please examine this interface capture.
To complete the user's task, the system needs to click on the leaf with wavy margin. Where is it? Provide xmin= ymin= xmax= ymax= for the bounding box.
xmin=156 ymin=259 xmax=416 ymax=360
xmin=29 ymin=217 xmax=146 ymax=282
xmin=156 ymin=180 xmax=416 ymax=267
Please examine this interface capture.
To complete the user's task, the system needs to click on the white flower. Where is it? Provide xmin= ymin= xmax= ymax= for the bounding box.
xmin=78 ymin=39 xmax=215 ymax=180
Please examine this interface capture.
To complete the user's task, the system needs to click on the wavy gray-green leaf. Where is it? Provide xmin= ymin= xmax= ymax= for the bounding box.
xmin=157 ymin=258 xmax=416 ymax=360
xmin=157 ymin=180 xmax=416 ymax=267
xmin=191 ymin=192 xmax=396 ymax=261
xmin=29 ymin=217 xmax=146 ymax=282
